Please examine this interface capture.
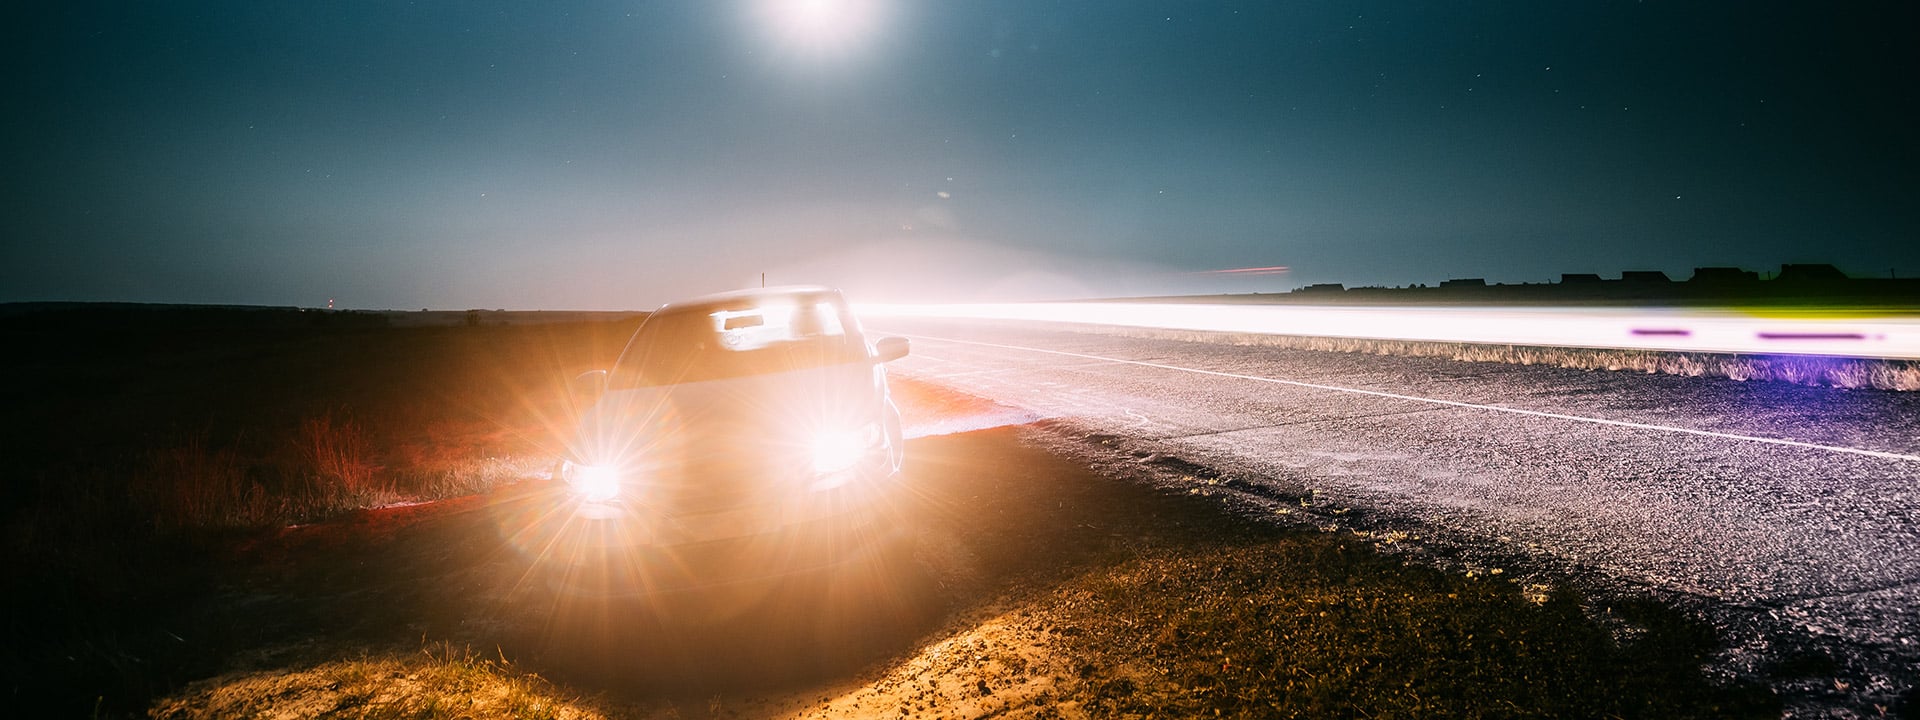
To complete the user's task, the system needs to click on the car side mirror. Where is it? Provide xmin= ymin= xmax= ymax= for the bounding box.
xmin=873 ymin=336 xmax=910 ymax=363
xmin=570 ymin=369 xmax=608 ymax=402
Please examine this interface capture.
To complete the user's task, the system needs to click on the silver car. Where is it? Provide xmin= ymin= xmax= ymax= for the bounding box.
xmin=547 ymin=286 xmax=910 ymax=597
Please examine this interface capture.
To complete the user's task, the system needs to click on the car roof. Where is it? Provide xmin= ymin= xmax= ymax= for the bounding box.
xmin=651 ymin=285 xmax=846 ymax=316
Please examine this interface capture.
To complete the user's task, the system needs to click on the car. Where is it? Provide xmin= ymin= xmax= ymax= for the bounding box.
xmin=544 ymin=286 xmax=912 ymax=599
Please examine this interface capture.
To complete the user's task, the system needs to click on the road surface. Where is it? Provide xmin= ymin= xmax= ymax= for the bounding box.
xmin=873 ymin=318 xmax=1920 ymax=705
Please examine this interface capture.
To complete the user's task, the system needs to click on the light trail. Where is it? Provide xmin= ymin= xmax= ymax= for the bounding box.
xmin=857 ymin=302 xmax=1920 ymax=360
xmin=901 ymin=334 xmax=1920 ymax=464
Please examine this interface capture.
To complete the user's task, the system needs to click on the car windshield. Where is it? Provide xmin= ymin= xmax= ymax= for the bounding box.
xmin=610 ymin=297 xmax=865 ymax=388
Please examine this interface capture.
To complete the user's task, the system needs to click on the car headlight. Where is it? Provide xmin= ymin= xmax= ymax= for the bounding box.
xmin=809 ymin=423 xmax=882 ymax=482
xmin=563 ymin=461 xmax=622 ymax=502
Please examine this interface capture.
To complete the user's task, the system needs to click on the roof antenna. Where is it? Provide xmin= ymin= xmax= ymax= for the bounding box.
xmin=761 ymin=272 xmax=766 ymax=288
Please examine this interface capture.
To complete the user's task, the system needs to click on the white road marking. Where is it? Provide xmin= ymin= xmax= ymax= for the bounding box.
xmin=904 ymin=333 xmax=1920 ymax=464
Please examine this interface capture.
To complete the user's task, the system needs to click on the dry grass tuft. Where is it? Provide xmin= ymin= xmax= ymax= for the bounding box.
xmin=141 ymin=436 xmax=275 ymax=532
xmin=398 ymin=456 xmax=545 ymax=499
xmin=124 ymin=419 xmax=542 ymax=534
xmin=298 ymin=413 xmax=390 ymax=504
xmin=151 ymin=642 xmax=607 ymax=720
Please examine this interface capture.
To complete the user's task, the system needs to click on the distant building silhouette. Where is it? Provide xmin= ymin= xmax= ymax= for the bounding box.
xmin=1102 ymin=260 xmax=1917 ymax=307
xmin=1688 ymin=267 xmax=1759 ymax=283
xmin=1776 ymin=263 xmax=1849 ymax=282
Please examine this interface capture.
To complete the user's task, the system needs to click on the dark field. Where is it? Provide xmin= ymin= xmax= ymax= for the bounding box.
xmin=2 ymin=308 xmax=1783 ymax=717
xmin=1 ymin=307 xmax=640 ymax=714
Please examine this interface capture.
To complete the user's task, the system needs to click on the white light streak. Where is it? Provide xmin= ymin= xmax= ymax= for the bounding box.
xmin=856 ymin=302 xmax=1920 ymax=360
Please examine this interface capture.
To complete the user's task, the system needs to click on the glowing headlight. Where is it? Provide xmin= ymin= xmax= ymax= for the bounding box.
xmin=810 ymin=424 xmax=880 ymax=477
xmin=564 ymin=461 xmax=622 ymax=502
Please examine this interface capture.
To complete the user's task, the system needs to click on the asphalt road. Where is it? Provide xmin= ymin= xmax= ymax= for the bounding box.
xmin=872 ymin=318 xmax=1920 ymax=706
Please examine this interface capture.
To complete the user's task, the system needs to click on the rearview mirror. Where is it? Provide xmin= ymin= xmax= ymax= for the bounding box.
xmin=873 ymin=336 xmax=909 ymax=363
xmin=570 ymin=369 xmax=608 ymax=401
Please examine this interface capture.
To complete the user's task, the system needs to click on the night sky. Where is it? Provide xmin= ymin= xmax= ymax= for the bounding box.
xmin=4 ymin=1 xmax=1915 ymax=309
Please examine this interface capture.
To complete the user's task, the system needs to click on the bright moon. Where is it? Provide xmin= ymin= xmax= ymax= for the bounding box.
xmin=756 ymin=0 xmax=884 ymax=56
